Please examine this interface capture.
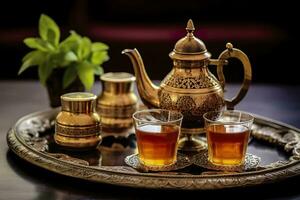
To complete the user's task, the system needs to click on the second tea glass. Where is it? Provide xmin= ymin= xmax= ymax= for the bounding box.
xmin=133 ymin=109 xmax=183 ymax=167
xmin=203 ymin=110 xmax=254 ymax=166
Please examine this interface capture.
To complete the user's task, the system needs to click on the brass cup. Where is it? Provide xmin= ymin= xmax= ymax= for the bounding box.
xmin=97 ymin=72 xmax=138 ymax=133
xmin=54 ymin=92 xmax=102 ymax=150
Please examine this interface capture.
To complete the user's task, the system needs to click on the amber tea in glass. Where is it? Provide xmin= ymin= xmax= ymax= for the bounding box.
xmin=203 ymin=110 xmax=254 ymax=166
xmin=133 ymin=109 xmax=183 ymax=167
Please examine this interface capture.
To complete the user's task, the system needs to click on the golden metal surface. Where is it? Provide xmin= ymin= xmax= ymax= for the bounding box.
xmin=121 ymin=49 xmax=160 ymax=108
xmin=61 ymin=92 xmax=97 ymax=113
xmin=125 ymin=153 xmax=191 ymax=172
xmin=55 ymin=92 xmax=101 ymax=149
xmin=215 ymin=43 xmax=252 ymax=110
xmin=123 ymin=19 xmax=252 ymax=151
xmin=97 ymin=72 xmax=138 ymax=132
xmin=171 ymin=19 xmax=209 ymax=60
xmin=6 ymin=109 xmax=300 ymax=190
xmin=178 ymin=135 xmax=207 ymax=151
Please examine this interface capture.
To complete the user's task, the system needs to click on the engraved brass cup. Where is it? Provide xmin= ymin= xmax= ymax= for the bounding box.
xmin=54 ymin=92 xmax=102 ymax=149
xmin=97 ymin=72 xmax=138 ymax=133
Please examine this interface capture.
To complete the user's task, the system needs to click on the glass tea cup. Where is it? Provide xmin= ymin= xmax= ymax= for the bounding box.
xmin=203 ymin=110 xmax=254 ymax=166
xmin=132 ymin=109 xmax=183 ymax=167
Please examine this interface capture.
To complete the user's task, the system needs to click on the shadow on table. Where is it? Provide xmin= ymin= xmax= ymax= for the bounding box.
xmin=6 ymin=150 xmax=300 ymax=200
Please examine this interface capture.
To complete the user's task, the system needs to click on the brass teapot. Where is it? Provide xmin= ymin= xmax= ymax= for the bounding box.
xmin=122 ymin=19 xmax=252 ymax=151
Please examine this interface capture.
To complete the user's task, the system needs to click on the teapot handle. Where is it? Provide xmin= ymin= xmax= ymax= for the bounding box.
xmin=216 ymin=43 xmax=252 ymax=110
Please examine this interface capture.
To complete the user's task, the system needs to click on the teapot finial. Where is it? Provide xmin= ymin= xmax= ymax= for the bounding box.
xmin=170 ymin=19 xmax=210 ymax=60
xmin=186 ymin=19 xmax=195 ymax=34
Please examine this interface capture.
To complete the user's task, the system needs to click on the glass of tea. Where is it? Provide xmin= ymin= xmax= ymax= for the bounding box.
xmin=203 ymin=110 xmax=254 ymax=166
xmin=132 ymin=109 xmax=183 ymax=167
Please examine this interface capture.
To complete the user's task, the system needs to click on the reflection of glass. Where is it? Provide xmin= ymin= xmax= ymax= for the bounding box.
xmin=99 ymin=134 xmax=137 ymax=166
xmin=133 ymin=109 xmax=183 ymax=167
xmin=203 ymin=110 xmax=254 ymax=166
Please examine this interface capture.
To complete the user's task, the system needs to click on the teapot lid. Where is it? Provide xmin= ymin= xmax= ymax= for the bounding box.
xmin=169 ymin=19 xmax=211 ymax=61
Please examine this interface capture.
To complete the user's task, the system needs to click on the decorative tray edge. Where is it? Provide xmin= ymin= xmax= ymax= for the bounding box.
xmin=6 ymin=108 xmax=300 ymax=190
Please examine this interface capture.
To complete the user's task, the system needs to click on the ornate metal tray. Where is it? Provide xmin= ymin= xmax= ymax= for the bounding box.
xmin=6 ymin=108 xmax=300 ymax=190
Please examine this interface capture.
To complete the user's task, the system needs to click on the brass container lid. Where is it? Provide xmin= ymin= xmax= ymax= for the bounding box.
xmin=100 ymin=72 xmax=136 ymax=94
xmin=100 ymin=72 xmax=136 ymax=83
xmin=169 ymin=19 xmax=211 ymax=61
xmin=61 ymin=92 xmax=97 ymax=113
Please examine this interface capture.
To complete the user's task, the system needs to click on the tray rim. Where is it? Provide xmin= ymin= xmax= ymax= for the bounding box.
xmin=6 ymin=108 xmax=300 ymax=190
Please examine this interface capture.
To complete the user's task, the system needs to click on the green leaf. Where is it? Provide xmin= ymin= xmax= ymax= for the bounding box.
xmin=94 ymin=66 xmax=104 ymax=75
xmin=39 ymin=14 xmax=60 ymax=46
xmin=24 ymin=38 xmax=55 ymax=51
xmin=78 ymin=37 xmax=92 ymax=60
xmin=47 ymin=29 xmax=58 ymax=47
xmin=48 ymin=51 xmax=78 ymax=67
xmin=64 ymin=51 xmax=78 ymax=62
xmin=38 ymin=62 xmax=53 ymax=86
xmin=70 ymin=30 xmax=82 ymax=38
xmin=59 ymin=32 xmax=80 ymax=52
xmin=46 ymin=52 xmax=63 ymax=67
xmin=18 ymin=51 xmax=46 ymax=74
xmin=63 ymin=66 xmax=77 ymax=88
xmin=91 ymin=42 xmax=109 ymax=51
xmin=76 ymin=62 xmax=94 ymax=90
xmin=91 ymin=51 xmax=109 ymax=65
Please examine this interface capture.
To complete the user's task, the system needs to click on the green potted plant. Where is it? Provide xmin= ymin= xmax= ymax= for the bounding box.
xmin=18 ymin=14 xmax=109 ymax=107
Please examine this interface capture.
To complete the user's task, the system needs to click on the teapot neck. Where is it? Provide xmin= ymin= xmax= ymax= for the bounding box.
xmin=173 ymin=59 xmax=209 ymax=68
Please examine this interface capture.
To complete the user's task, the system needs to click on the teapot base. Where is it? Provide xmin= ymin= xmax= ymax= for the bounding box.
xmin=178 ymin=134 xmax=207 ymax=152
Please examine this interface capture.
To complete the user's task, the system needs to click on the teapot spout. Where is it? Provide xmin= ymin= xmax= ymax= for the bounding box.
xmin=122 ymin=48 xmax=159 ymax=108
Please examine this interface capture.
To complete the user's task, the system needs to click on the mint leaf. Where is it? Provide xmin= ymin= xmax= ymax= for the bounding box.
xmin=78 ymin=37 xmax=91 ymax=60
xmin=39 ymin=14 xmax=60 ymax=47
xmin=38 ymin=62 xmax=53 ymax=86
xmin=24 ymin=38 xmax=55 ymax=51
xmin=47 ymin=29 xmax=58 ymax=47
xmin=20 ymin=14 xmax=109 ymax=90
xmin=59 ymin=33 xmax=80 ymax=52
xmin=64 ymin=51 xmax=78 ymax=62
xmin=47 ymin=52 xmax=65 ymax=67
xmin=19 ymin=51 xmax=46 ymax=74
xmin=91 ymin=42 xmax=109 ymax=51
xmin=48 ymin=51 xmax=78 ymax=67
xmin=94 ymin=66 xmax=104 ymax=75
xmin=77 ymin=62 xmax=94 ymax=90
xmin=70 ymin=30 xmax=82 ymax=38
xmin=63 ymin=66 xmax=77 ymax=88
xmin=91 ymin=51 xmax=109 ymax=65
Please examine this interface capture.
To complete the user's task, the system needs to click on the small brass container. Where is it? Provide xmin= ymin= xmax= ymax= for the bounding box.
xmin=97 ymin=72 xmax=138 ymax=132
xmin=54 ymin=92 xmax=102 ymax=149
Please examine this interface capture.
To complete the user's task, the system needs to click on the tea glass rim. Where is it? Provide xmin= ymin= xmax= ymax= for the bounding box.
xmin=132 ymin=109 xmax=183 ymax=125
xmin=203 ymin=110 xmax=254 ymax=125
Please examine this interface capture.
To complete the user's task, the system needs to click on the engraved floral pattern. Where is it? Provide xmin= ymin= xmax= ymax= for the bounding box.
xmin=191 ymin=94 xmax=224 ymax=124
xmin=55 ymin=123 xmax=101 ymax=136
xmin=159 ymin=92 xmax=173 ymax=110
xmin=159 ymin=91 xmax=224 ymax=126
xmin=175 ymin=96 xmax=196 ymax=116
xmin=164 ymin=75 xmax=218 ymax=89
xmin=192 ymin=150 xmax=260 ymax=172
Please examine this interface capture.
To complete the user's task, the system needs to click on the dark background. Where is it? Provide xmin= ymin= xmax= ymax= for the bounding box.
xmin=0 ymin=0 xmax=298 ymax=84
